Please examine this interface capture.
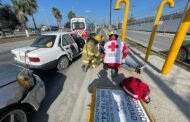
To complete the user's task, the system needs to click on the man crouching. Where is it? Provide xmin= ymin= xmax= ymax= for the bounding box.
xmin=81 ymin=36 xmax=101 ymax=72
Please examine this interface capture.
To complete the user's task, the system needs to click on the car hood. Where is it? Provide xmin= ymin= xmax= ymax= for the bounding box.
xmin=0 ymin=64 xmax=22 ymax=87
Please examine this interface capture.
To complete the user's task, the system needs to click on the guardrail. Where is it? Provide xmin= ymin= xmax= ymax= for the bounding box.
xmin=0 ymin=33 xmax=38 ymax=39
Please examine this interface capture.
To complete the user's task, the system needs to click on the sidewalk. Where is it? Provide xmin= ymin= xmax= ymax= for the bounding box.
xmin=72 ymin=46 xmax=190 ymax=122
xmin=127 ymin=46 xmax=190 ymax=121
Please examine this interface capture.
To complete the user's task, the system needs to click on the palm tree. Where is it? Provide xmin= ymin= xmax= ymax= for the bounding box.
xmin=0 ymin=0 xmax=2 ymax=6
xmin=24 ymin=0 xmax=38 ymax=33
xmin=68 ymin=10 xmax=76 ymax=20
xmin=1 ymin=4 xmax=20 ymax=31
xmin=12 ymin=0 xmax=29 ymax=37
xmin=52 ymin=7 xmax=62 ymax=28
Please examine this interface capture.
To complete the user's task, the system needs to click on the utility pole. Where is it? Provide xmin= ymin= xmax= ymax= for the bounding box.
xmin=109 ymin=0 xmax=112 ymax=29
xmin=117 ymin=16 xmax=120 ymax=29
xmin=130 ymin=3 xmax=136 ymax=19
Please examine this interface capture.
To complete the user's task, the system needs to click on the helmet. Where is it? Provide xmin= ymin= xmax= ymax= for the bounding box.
xmin=94 ymin=35 xmax=101 ymax=42
xmin=87 ymin=37 xmax=98 ymax=45
xmin=108 ymin=31 xmax=114 ymax=36
xmin=108 ymin=31 xmax=118 ymax=38
xmin=108 ymin=31 xmax=118 ymax=37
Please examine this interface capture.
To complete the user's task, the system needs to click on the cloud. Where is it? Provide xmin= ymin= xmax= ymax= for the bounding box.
xmin=85 ymin=10 xmax=91 ymax=13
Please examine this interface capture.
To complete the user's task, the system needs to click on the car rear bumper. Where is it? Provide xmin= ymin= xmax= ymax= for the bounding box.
xmin=21 ymin=74 xmax=45 ymax=111
xmin=13 ymin=60 xmax=58 ymax=70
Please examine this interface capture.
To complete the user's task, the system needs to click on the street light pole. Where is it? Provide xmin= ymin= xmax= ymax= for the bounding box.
xmin=109 ymin=0 xmax=112 ymax=29
xmin=130 ymin=4 xmax=136 ymax=19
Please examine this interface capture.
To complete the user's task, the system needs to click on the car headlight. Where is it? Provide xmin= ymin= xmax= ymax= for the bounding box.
xmin=17 ymin=69 xmax=35 ymax=90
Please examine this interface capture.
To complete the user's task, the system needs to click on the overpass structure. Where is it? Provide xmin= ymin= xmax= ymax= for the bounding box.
xmin=127 ymin=13 xmax=190 ymax=34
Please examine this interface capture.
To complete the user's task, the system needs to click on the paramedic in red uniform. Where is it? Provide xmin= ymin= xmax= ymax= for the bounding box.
xmin=103 ymin=31 xmax=128 ymax=76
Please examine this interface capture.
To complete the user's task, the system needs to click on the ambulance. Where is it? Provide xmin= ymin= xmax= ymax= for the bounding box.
xmin=70 ymin=17 xmax=95 ymax=40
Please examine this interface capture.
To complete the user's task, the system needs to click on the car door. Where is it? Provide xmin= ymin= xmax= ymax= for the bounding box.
xmin=60 ymin=34 xmax=72 ymax=59
xmin=70 ymin=33 xmax=86 ymax=54
xmin=62 ymin=34 xmax=79 ymax=58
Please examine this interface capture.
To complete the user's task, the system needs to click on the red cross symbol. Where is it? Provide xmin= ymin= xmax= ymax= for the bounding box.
xmin=108 ymin=42 xmax=118 ymax=52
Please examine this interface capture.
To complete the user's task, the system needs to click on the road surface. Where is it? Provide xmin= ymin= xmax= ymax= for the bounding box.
xmin=118 ymin=30 xmax=190 ymax=52
xmin=30 ymin=57 xmax=87 ymax=122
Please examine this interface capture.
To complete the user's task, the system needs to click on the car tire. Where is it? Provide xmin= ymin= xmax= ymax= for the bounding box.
xmin=57 ymin=56 xmax=70 ymax=71
xmin=177 ymin=48 xmax=188 ymax=61
xmin=0 ymin=106 xmax=28 ymax=122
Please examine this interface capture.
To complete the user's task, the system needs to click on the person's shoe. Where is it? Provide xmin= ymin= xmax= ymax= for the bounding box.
xmin=131 ymin=68 xmax=138 ymax=74
xmin=136 ymin=64 xmax=145 ymax=74
xmin=86 ymin=65 xmax=90 ymax=72
xmin=103 ymin=64 xmax=108 ymax=70
xmin=111 ymin=68 xmax=118 ymax=77
xmin=136 ymin=69 xmax=141 ymax=74
xmin=138 ymin=64 xmax=145 ymax=70
xmin=81 ymin=65 xmax=86 ymax=72
xmin=82 ymin=65 xmax=89 ymax=72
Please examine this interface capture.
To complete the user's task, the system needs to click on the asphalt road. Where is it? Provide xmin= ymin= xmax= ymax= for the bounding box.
xmin=0 ymin=51 xmax=13 ymax=64
xmin=118 ymin=30 xmax=190 ymax=52
xmin=0 ymin=39 xmax=33 ymax=64
xmin=30 ymin=57 xmax=86 ymax=122
xmin=0 ymin=39 xmax=33 ymax=53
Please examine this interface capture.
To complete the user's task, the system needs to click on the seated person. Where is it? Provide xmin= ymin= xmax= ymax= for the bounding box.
xmin=46 ymin=40 xmax=53 ymax=48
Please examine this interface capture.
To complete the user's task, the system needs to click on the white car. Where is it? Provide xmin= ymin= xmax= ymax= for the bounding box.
xmin=11 ymin=32 xmax=86 ymax=70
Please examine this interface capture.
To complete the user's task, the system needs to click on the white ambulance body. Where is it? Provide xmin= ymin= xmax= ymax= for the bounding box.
xmin=71 ymin=17 xmax=95 ymax=40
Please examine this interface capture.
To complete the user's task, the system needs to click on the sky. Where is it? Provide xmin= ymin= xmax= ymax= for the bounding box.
xmin=2 ymin=0 xmax=188 ymax=27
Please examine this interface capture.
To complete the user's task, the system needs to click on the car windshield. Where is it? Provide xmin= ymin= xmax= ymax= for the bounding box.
xmin=72 ymin=22 xmax=85 ymax=30
xmin=31 ymin=35 xmax=56 ymax=48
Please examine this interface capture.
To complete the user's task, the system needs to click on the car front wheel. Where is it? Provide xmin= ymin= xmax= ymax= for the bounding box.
xmin=0 ymin=107 xmax=28 ymax=122
xmin=177 ymin=48 xmax=188 ymax=61
xmin=57 ymin=56 xmax=70 ymax=71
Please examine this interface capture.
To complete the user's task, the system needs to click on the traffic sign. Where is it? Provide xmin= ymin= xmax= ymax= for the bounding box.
xmin=89 ymin=87 xmax=154 ymax=122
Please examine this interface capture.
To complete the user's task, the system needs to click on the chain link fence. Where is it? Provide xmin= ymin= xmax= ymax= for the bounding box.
xmin=127 ymin=0 xmax=190 ymax=34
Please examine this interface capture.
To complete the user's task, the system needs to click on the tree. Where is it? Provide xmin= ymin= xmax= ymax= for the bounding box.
xmin=68 ymin=10 xmax=76 ymax=20
xmin=12 ymin=0 xmax=29 ymax=37
xmin=0 ymin=0 xmax=2 ymax=6
xmin=0 ymin=4 xmax=20 ymax=32
xmin=52 ymin=7 xmax=62 ymax=28
xmin=64 ymin=11 xmax=76 ymax=29
xmin=64 ymin=21 xmax=70 ymax=29
xmin=24 ymin=0 xmax=38 ymax=33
